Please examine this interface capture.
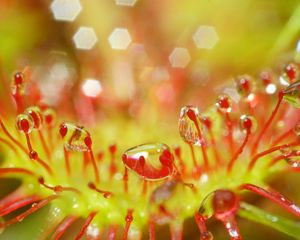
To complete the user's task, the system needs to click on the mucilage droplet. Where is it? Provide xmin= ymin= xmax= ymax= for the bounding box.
xmin=239 ymin=115 xmax=257 ymax=133
xmin=179 ymin=105 xmax=204 ymax=146
xmin=59 ymin=122 xmax=91 ymax=152
xmin=216 ymin=95 xmax=232 ymax=113
xmin=16 ymin=114 xmax=34 ymax=134
xmin=24 ymin=106 xmax=44 ymax=130
xmin=235 ymin=75 xmax=252 ymax=97
xmin=11 ymin=72 xmax=25 ymax=95
xmin=281 ymin=63 xmax=299 ymax=85
xmin=212 ymin=189 xmax=239 ymax=219
xmin=122 ymin=143 xmax=175 ymax=180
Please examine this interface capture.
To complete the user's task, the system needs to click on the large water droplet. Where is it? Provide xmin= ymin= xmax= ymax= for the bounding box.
xmin=178 ymin=105 xmax=203 ymax=146
xmin=122 ymin=143 xmax=174 ymax=180
xmin=283 ymin=80 xmax=300 ymax=108
xmin=212 ymin=189 xmax=239 ymax=219
xmin=60 ymin=122 xmax=91 ymax=151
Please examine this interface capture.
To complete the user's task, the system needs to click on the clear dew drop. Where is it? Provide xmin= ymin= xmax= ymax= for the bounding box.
xmin=122 ymin=143 xmax=174 ymax=180
xmin=283 ymin=80 xmax=300 ymax=108
xmin=178 ymin=105 xmax=203 ymax=146
xmin=60 ymin=122 xmax=91 ymax=152
xmin=16 ymin=113 xmax=34 ymax=134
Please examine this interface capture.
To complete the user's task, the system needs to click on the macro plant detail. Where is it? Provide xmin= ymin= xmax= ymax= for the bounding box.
xmin=2 ymin=1 xmax=300 ymax=239
xmin=0 ymin=61 xmax=299 ymax=240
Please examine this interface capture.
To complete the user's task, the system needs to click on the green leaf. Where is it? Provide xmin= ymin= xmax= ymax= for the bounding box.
xmin=238 ymin=202 xmax=300 ymax=239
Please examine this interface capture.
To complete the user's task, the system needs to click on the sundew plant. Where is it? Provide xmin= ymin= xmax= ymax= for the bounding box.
xmin=0 ymin=1 xmax=300 ymax=240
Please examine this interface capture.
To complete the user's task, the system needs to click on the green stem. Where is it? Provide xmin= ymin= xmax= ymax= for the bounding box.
xmin=239 ymin=202 xmax=300 ymax=239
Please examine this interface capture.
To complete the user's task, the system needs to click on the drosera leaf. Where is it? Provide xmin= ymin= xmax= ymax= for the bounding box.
xmin=238 ymin=202 xmax=300 ymax=239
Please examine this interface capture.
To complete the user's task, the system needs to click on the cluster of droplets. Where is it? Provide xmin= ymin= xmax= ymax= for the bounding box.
xmin=0 ymin=62 xmax=299 ymax=240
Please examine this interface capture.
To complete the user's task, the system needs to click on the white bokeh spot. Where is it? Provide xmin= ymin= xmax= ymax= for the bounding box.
xmin=73 ymin=27 xmax=98 ymax=50
xmin=193 ymin=25 xmax=219 ymax=49
xmin=108 ymin=28 xmax=132 ymax=50
xmin=169 ymin=47 xmax=191 ymax=68
xmin=50 ymin=0 xmax=82 ymax=22
xmin=114 ymin=0 xmax=137 ymax=7
xmin=82 ymin=79 xmax=102 ymax=98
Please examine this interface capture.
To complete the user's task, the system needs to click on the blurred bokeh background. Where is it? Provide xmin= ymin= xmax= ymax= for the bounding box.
xmin=0 ymin=0 xmax=300 ymax=239
xmin=1 ymin=0 xmax=300 ymax=120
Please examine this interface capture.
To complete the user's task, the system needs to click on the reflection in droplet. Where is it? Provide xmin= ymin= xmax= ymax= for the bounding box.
xmin=60 ymin=122 xmax=91 ymax=152
xmin=178 ymin=105 xmax=203 ymax=146
xmin=24 ymin=106 xmax=44 ymax=130
xmin=122 ymin=143 xmax=174 ymax=180
xmin=16 ymin=114 xmax=34 ymax=134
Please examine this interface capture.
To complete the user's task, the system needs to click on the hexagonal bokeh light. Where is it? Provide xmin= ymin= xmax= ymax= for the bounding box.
xmin=114 ymin=0 xmax=138 ymax=7
xmin=169 ymin=47 xmax=191 ymax=68
xmin=50 ymin=0 xmax=82 ymax=22
xmin=108 ymin=28 xmax=132 ymax=50
xmin=82 ymin=79 xmax=102 ymax=98
xmin=193 ymin=25 xmax=219 ymax=49
xmin=73 ymin=27 xmax=98 ymax=50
